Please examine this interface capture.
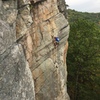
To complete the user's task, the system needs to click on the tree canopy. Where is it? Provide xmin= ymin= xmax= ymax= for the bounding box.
xmin=67 ymin=10 xmax=100 ymax=100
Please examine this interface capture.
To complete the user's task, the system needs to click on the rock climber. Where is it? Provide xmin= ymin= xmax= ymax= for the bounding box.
xmin=51 ymin=35 xmax=60 ymax=48
xmin=55 ymin=37 xmax=60 ymax=44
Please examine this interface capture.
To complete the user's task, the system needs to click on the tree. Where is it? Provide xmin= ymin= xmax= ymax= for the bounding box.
xmin=67 ymin=18 xmax=100 ymax=100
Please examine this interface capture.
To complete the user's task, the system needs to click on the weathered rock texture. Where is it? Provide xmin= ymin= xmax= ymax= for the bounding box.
xmin=0 ymin=0 xmax=70 ymax=100
xmin=0 ymin=0 xmax=35 ymax=100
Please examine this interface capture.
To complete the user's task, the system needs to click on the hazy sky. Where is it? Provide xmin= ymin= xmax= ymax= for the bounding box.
xmin=65 ymin=0 xmax=100 ymax=12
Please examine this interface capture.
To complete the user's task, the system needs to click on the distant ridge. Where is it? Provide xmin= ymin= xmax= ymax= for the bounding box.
xmin=68 ymin=9 xmax=100 ymax=27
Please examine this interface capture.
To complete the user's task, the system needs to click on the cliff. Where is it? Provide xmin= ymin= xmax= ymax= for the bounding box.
xmin=0 ymin=0 xmax=70 ymax=100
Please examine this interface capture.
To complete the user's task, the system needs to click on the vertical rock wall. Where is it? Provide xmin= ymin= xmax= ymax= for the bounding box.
xmin=0 ymin=0 xmax=70 ymax=100
xmin=0 ymin=0 xmax=35 ymax=100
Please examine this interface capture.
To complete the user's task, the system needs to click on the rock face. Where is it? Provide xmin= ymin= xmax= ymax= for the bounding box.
xmin=0 ymin=0 xmax=70 ymax=100
xmin=0 ymin=0 xmax=35 ymax=100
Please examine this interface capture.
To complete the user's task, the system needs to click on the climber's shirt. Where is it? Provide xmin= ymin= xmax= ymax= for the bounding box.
xmin=55 ymin=37 xmax=60 ymax=43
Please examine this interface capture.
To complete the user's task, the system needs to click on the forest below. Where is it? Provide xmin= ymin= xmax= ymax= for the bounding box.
xmin=67 ymin=9 xmax=100 ymax=100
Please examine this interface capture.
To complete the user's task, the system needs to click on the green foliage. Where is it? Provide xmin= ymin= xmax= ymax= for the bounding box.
xmin=67 ymin=10 xmax=100 ymax=100
xmin=68 ymin=9 xmax=100 ymax=27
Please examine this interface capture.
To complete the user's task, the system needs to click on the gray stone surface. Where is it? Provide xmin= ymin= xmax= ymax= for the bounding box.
xmin=57 ymin=0 xmax=68 ymax=18
xmin=0 ymin=44 xmax=35 ymax=100
xmin=16 ymin=0 xmax=33 ymax=38
xmin=0 ymin=20 xmax=15 ymax=54
xmin=0 ymin=0 xmax=35 ymax=100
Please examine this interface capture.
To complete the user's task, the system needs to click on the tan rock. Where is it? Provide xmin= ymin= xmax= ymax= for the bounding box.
xmin=0 ymin=0 xmax=70 ymax=100
xmin=21 ymin=0 xmax=70 ymax=100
